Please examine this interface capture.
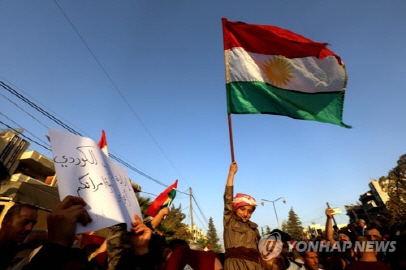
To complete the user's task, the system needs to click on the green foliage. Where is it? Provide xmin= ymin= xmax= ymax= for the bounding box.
xmin=205 ymin=217 xmax=223 ymax=252
xmin=378 ymin=154 xmax=406 ymax=232
xmin=158 ymin=204 xmax=193 ymax=242
xmin=136 ymin=193 xmax=151 ymax=217
xmin=197 ymin=237 xmax=208 ymax=249
xmin=137 ymin=194 xmax=193 ymax=242
xmin=282 ymin=207 xmax=303 ymax=240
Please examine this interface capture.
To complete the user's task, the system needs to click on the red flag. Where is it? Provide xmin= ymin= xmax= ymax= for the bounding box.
xmin=78 ymin=233 xmax=105 ymax=248
xmin=146 ymin=180 xmax=178 ymax=217
xmin=98 ymin=130 xmax=109 ymax=155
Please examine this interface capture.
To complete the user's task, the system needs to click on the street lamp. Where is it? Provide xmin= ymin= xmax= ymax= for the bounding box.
xmin=261 ymin=197 xmax=286 ymax=230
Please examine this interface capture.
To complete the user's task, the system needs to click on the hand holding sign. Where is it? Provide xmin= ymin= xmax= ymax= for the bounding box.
xmin=49 ymin=128 xmax=141 ymax=233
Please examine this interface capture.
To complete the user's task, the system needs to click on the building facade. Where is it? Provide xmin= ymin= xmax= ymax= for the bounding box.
xmin=345 ymin=179 xmax=389 ymax=224
xmin=187 ymin=224 xmax=207 ymax=243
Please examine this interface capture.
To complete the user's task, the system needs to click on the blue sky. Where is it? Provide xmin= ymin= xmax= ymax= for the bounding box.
xmin=1 ymin=0 xmax=406 ymax=239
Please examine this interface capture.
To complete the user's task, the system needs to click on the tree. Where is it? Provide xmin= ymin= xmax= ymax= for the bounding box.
xmin=136 ymin=193 xmax=151 ymax=217
xmin=378 ymin=154 xmax=406 ymax=232
xmin=197 ymin=237 xmax=208 ymax=249
xmin=282 ymin=207 xmax=304 ymax=240
xmin=136 ymin=194 xmax=192 ymax=242
xmin=265 ymin=225 xmax=272 ymax=235
xmin=205 ymin=217 xmax=222 ymax=252
xmin=158 ymin=204 xmax=193 ymax=242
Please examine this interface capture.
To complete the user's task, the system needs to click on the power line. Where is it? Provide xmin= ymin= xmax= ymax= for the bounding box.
xmin=3 ymin=0 xmax=209 ymax=225
xmin=0 ymin=76 xmax=88 ymax=136
xmin=109 ymin=154 xmax=167 ymax=187
xmin=2 ymin=79 xmax=208 ymax=232
xmin=193 ymin=208 xmax=208 ymax=231
xmin=0 ymin=91 xmax=49 ymax=130
xmin=0 ymin=80 xmax=173 ymax=188
xmin=1 ymin=81 xmax=80 ymax=135
xmin=52 ymin=1 xmax=210 ymax=223
xmin=139 ymin=191 xmax=158 ymax=197
xmin=192 ymin=194 xmax=209 ymax=225
xmin=302 ymin=215 xmax=326 ymax=224
xmin=0 ymin=112 xmax=50 ymax=147
xmin=52 ymin=0 xmax=190 ymax=189
xmin=0 ymin=120 xmax=50 ymax=151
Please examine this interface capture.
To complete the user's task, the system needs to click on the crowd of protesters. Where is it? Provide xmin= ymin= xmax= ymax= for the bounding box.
xmin=0 ymin=162 xmax=405 ymax=270
xmin=222 ymin=162 xmax=406 ymax=270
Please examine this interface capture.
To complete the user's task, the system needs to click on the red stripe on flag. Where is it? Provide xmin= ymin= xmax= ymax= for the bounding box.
xmin=146 ymin=180 xmax=178 ymax=217
xmin=222 ymin=18 xmax=341 ymax=63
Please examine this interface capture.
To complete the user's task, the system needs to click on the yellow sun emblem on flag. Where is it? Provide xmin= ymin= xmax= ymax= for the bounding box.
xmin=262 ymin=56 xmax=294 ymax=88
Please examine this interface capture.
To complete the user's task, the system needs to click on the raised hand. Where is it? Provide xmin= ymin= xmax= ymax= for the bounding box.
xmin=130 ymin=215 xmax=152 ymax=255
xmin=47 ymin=195 xmax=92 ymax=247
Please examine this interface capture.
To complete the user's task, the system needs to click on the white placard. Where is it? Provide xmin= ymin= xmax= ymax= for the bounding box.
xmin=49 ymin=127 xmax=141 ymax=233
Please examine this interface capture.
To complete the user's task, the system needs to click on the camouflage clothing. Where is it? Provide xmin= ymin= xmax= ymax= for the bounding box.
xmin=106 ymin=223 xmax=131 ymax=270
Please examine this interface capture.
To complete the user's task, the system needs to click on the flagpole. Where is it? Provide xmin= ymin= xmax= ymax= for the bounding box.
xmin=227 ymin=114 xmax=235 ymax=162
xmin=223 ymin=19 xmax=235 ymax=162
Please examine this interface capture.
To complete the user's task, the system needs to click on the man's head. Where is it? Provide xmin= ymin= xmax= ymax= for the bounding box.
xmin=1 ymin=204 xmax=38 ymax=244
xmin=354 ymin=235 xmax=378 ymax=260
xmin=357 ymin=219 xmax=366 ymax=228
xmin=366 ymin=227 xmax=382 ymax=241
xmin=302 ymin=251 xmax=319 ymax=270
xmin=337 ymin=228 xmax=351 ymax=242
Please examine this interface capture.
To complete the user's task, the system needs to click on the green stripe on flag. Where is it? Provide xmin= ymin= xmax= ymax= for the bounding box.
xmin=227 ymin=82 xmax=350 ymax=128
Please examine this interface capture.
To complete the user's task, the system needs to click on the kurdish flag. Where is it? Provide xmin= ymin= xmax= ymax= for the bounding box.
xmin=146 ymin=180 xmax=178 ymax=217
xmin=222 ymin=18 xmax=350 ymax=128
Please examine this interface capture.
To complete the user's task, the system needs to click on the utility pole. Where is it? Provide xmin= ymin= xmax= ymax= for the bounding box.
xmin=261 ymin=197 xmax=286 ymax=230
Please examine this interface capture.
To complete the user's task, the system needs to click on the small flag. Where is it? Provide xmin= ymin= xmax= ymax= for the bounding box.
xmin=222 ymin=18 xmax=350 ymax=128
xmin=98 ymin=130 xmax=109 ymax=156
xmin=146 ymin=180 xmax=178 ymax=217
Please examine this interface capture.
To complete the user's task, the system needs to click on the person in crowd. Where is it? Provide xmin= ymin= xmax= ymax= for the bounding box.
xmin=106 ymin=206 xmax=170 ymax=270
xmin=289 ymin=249 xmax=305 ymax=270
xmin=164 ymin=239 xmax=222 ymax=270
xmin=0 ymin=203 xmax=38 ymax=269
xmin=223 ymin=161 xmax=262 ymax=270
xmin=259 ymin=229 xmax=300 ymax=270
xmin=6 ymin=228 xmax=48 ymax=269
xmin=300 ymin=251 xmax=322 ymax=270
xmin=20 ymin=195 xmax=155 ymax=270
xmin=365 ymin=223 xmax=383 ymax=241
xmin=387 ymin=235 xmax=406 ymax=270
xmin=345 ymin=224 xmax=358 ymax=243
xmin=344 ymin=235 xmax=391 ymax=270
xmin=364 ymin=222 xmax=391 ymax=264
xmin=355 ymin=220 xmax=367 ymax=236
xmin=87 ymin=238 xmax=108 ymax=269
xmin=324 ymin=208 xmax=354 ymax=269
xmin=150 ymin=207 xmax=169 ymax=230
